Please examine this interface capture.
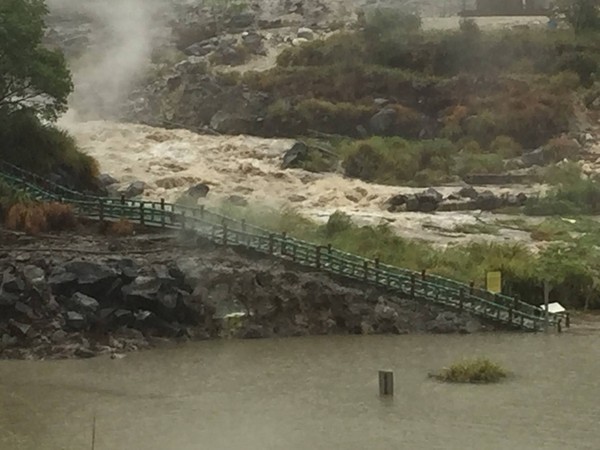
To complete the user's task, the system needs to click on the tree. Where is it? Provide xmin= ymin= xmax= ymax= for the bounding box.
xmin=0 ymin=0 xmax=72 ymax=120
xmin=558 ymin=0 xmax=600 ymax=33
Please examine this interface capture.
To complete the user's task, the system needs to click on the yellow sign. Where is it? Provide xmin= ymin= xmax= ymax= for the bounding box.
xmin=486 ymin=271 xmax=502 ymax=294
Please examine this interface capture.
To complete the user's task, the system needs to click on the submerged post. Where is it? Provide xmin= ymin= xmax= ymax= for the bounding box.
xmin=378 ymin=370 xmax=394 ymax=396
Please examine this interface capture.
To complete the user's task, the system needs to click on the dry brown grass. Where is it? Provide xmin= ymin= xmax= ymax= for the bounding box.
xmin=107 ymin=219 xmax=135 ymax=236
xmin=5 ymin=202 xmax=77 ymax=235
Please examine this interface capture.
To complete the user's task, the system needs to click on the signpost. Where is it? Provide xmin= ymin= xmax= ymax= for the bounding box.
xmin=486 ymin=271 xmax=502 ymax=294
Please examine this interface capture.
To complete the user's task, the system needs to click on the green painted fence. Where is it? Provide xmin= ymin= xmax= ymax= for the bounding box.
xmin=0 ymin=160 xmax=558 ymax=332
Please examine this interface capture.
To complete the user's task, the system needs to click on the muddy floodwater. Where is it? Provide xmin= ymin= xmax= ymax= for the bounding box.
xmin=1 ymin=333 xmax=599 ymax=450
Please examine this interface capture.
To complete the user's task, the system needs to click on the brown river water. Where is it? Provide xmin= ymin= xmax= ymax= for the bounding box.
xmin=1 ymin=332 xmax=599 ymax=450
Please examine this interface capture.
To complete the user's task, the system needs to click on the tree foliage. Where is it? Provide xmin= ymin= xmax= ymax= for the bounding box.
xmin=558 ymin=0 xmax=600 ymax=32
xmin=0 ymin=0 xmax=72 ymax=120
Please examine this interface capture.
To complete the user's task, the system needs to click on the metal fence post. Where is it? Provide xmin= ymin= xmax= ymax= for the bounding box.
xmin=98 ymin=199 xmax=104 ymax=223
xmin=139 ymin=202 xmax=145 ymax=225
xmin=160 ymin=198 xmax=165 ymax=228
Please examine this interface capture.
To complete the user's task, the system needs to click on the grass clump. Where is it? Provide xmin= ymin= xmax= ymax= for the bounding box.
xmin=431 ymin=358 xmax=508 ymax=384
xmin=5 ymin=202 xmax=77 ymax=235
xmin=525 ymin=178 xmax=600 ymax=216
xmin=106 ymin=219 xmax=135 ymax=236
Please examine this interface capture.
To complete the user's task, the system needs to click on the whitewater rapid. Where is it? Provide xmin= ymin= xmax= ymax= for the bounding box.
xmin=59 ymin=118 xmax=542 ymax=246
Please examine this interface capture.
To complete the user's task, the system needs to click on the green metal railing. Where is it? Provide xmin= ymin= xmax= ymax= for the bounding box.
xmin=0 ymin=161 xmax=558 ymax=331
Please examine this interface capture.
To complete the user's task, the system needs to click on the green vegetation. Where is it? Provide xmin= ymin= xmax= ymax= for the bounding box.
xmin=234 ymin=9 xmax=600 ymax=185
xmin=213 ymin=203 xmax=600 ymax=309
xmin=0 ymin=0 xmax=98 ymax=188
xmin=431 ymin=358 xmax=508 ymax=384
xmin=0 ymin=0 xmax=72 ymax=119
xmin=525 ymin=178 xmax=600 ymax=215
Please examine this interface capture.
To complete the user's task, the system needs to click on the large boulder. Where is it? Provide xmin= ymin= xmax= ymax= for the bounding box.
xmin=69 ymin=292 xmax=100 ymax=314
xmin=185 ymin=183 xmax=210 ymax=199
xmin=406 ymin=188 xmax=443 ymax=212
xmin=210 ymin=111 xmax=252 ymax=134
xmin=282 ymin=142 xmax=309 ymax=169
xmin=369 ymin=107 xmax=397 ymax=135
xmin=474 ymin=190 xmax=503 ymax=211
xmin=121 ymin=181 xmax=146 ymax=199
xmin=458 ymin=185 xmax=479 ymax=199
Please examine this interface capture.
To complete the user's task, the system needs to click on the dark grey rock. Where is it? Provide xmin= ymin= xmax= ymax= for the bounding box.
xmin=64 ymin=261 xmax=117 ymax=285
xmin=521 ymin=147 xmax=546 ymax=167
xmin=474 ymin=190 xmax=503 ymax=211
xmin=99 ymin=173 xmax=118 ymax=186
xmin=369 ymin=107 xmax=397 ymax=135
xmin=70 ymin=292 xmax=100 ymax=313
xmin=14 ymin=302 xmax=36 ymax=320
xmin=1 ymin=270 xmax=24 ymax=293
xmin=122 ymin=181 xmax=146 ymax=199
xmin=65 ymin=311 xmax=87 ymax=330
xmin=185 ymin=183 xmax=210 ymax=199
xmin=0 ymin=290 xmax=19 ymax=307
xmin=8 ymin=319 xmax=32 ymax=338
xmin=458 ymin=185 xmax=479 ymax=199
xmin=21 ymin=265 xmax=45 ymax=286
xmin=282 ymin=142 xmax=309 ymax=169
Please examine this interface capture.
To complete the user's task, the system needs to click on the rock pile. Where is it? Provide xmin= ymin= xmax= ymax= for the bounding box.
xmin=0 ymin=235 xmax=486 ymax=359
xmin=385 ymin=186 xmax=529 ymax=213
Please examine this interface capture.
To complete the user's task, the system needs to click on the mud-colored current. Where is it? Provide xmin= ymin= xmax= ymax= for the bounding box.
xmin=1 ymin=332 xmax=598 ymax=450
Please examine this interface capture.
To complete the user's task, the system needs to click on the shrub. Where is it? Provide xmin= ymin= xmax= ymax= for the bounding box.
xmin=490 ymin=136 xmax=523 ymax=159
xmin=107 ymin=219 xmax=134 ymax=236
xmin=544 ymin=136 xmax=581 ymax=163
xmin=454 ymin=153 xmax=505 ymax=177
xmin=526 ymin=178 xmax=600 ymax=216
xmin=431 ymin=358 xmax=508 ymax=384
xmin=5 ymin=203 xmax=47 ymax=235
xmin=324 ymin=211 xmax=353 ymax=236
xmin=5 ymin=202 xmax=76 ymax=235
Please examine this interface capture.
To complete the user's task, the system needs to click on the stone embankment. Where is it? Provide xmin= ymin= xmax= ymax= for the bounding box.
xmin=0 ymin=229 xmax=486 ymax=359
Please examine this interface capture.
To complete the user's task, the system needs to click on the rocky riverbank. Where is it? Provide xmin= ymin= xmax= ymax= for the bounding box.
xmin=0 ymin=228 xmax=489 ymax=360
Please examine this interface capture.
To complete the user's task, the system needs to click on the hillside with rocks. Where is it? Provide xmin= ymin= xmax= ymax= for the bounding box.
xmin=0 ymin=229 xmax=486 ymax=359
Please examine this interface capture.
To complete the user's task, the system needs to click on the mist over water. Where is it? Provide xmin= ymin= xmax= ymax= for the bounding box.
xmin=46 ymin=0 xmax=166 ymax=119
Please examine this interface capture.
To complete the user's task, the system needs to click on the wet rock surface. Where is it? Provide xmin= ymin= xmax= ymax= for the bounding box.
xmin=0 ymin=229 xmax=491 ymax=359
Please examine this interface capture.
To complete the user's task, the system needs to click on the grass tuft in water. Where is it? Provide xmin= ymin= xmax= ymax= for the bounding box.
xmin=431 ymin=358 xmax=508 ymax=384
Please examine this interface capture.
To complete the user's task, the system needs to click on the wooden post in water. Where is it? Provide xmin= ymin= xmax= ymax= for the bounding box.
xmin=378 ymin=370 xmax=394 ymax=396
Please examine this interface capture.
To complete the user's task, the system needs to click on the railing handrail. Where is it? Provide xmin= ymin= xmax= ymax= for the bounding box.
xmin=0 ymin=162 xmax=557 ymax=331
